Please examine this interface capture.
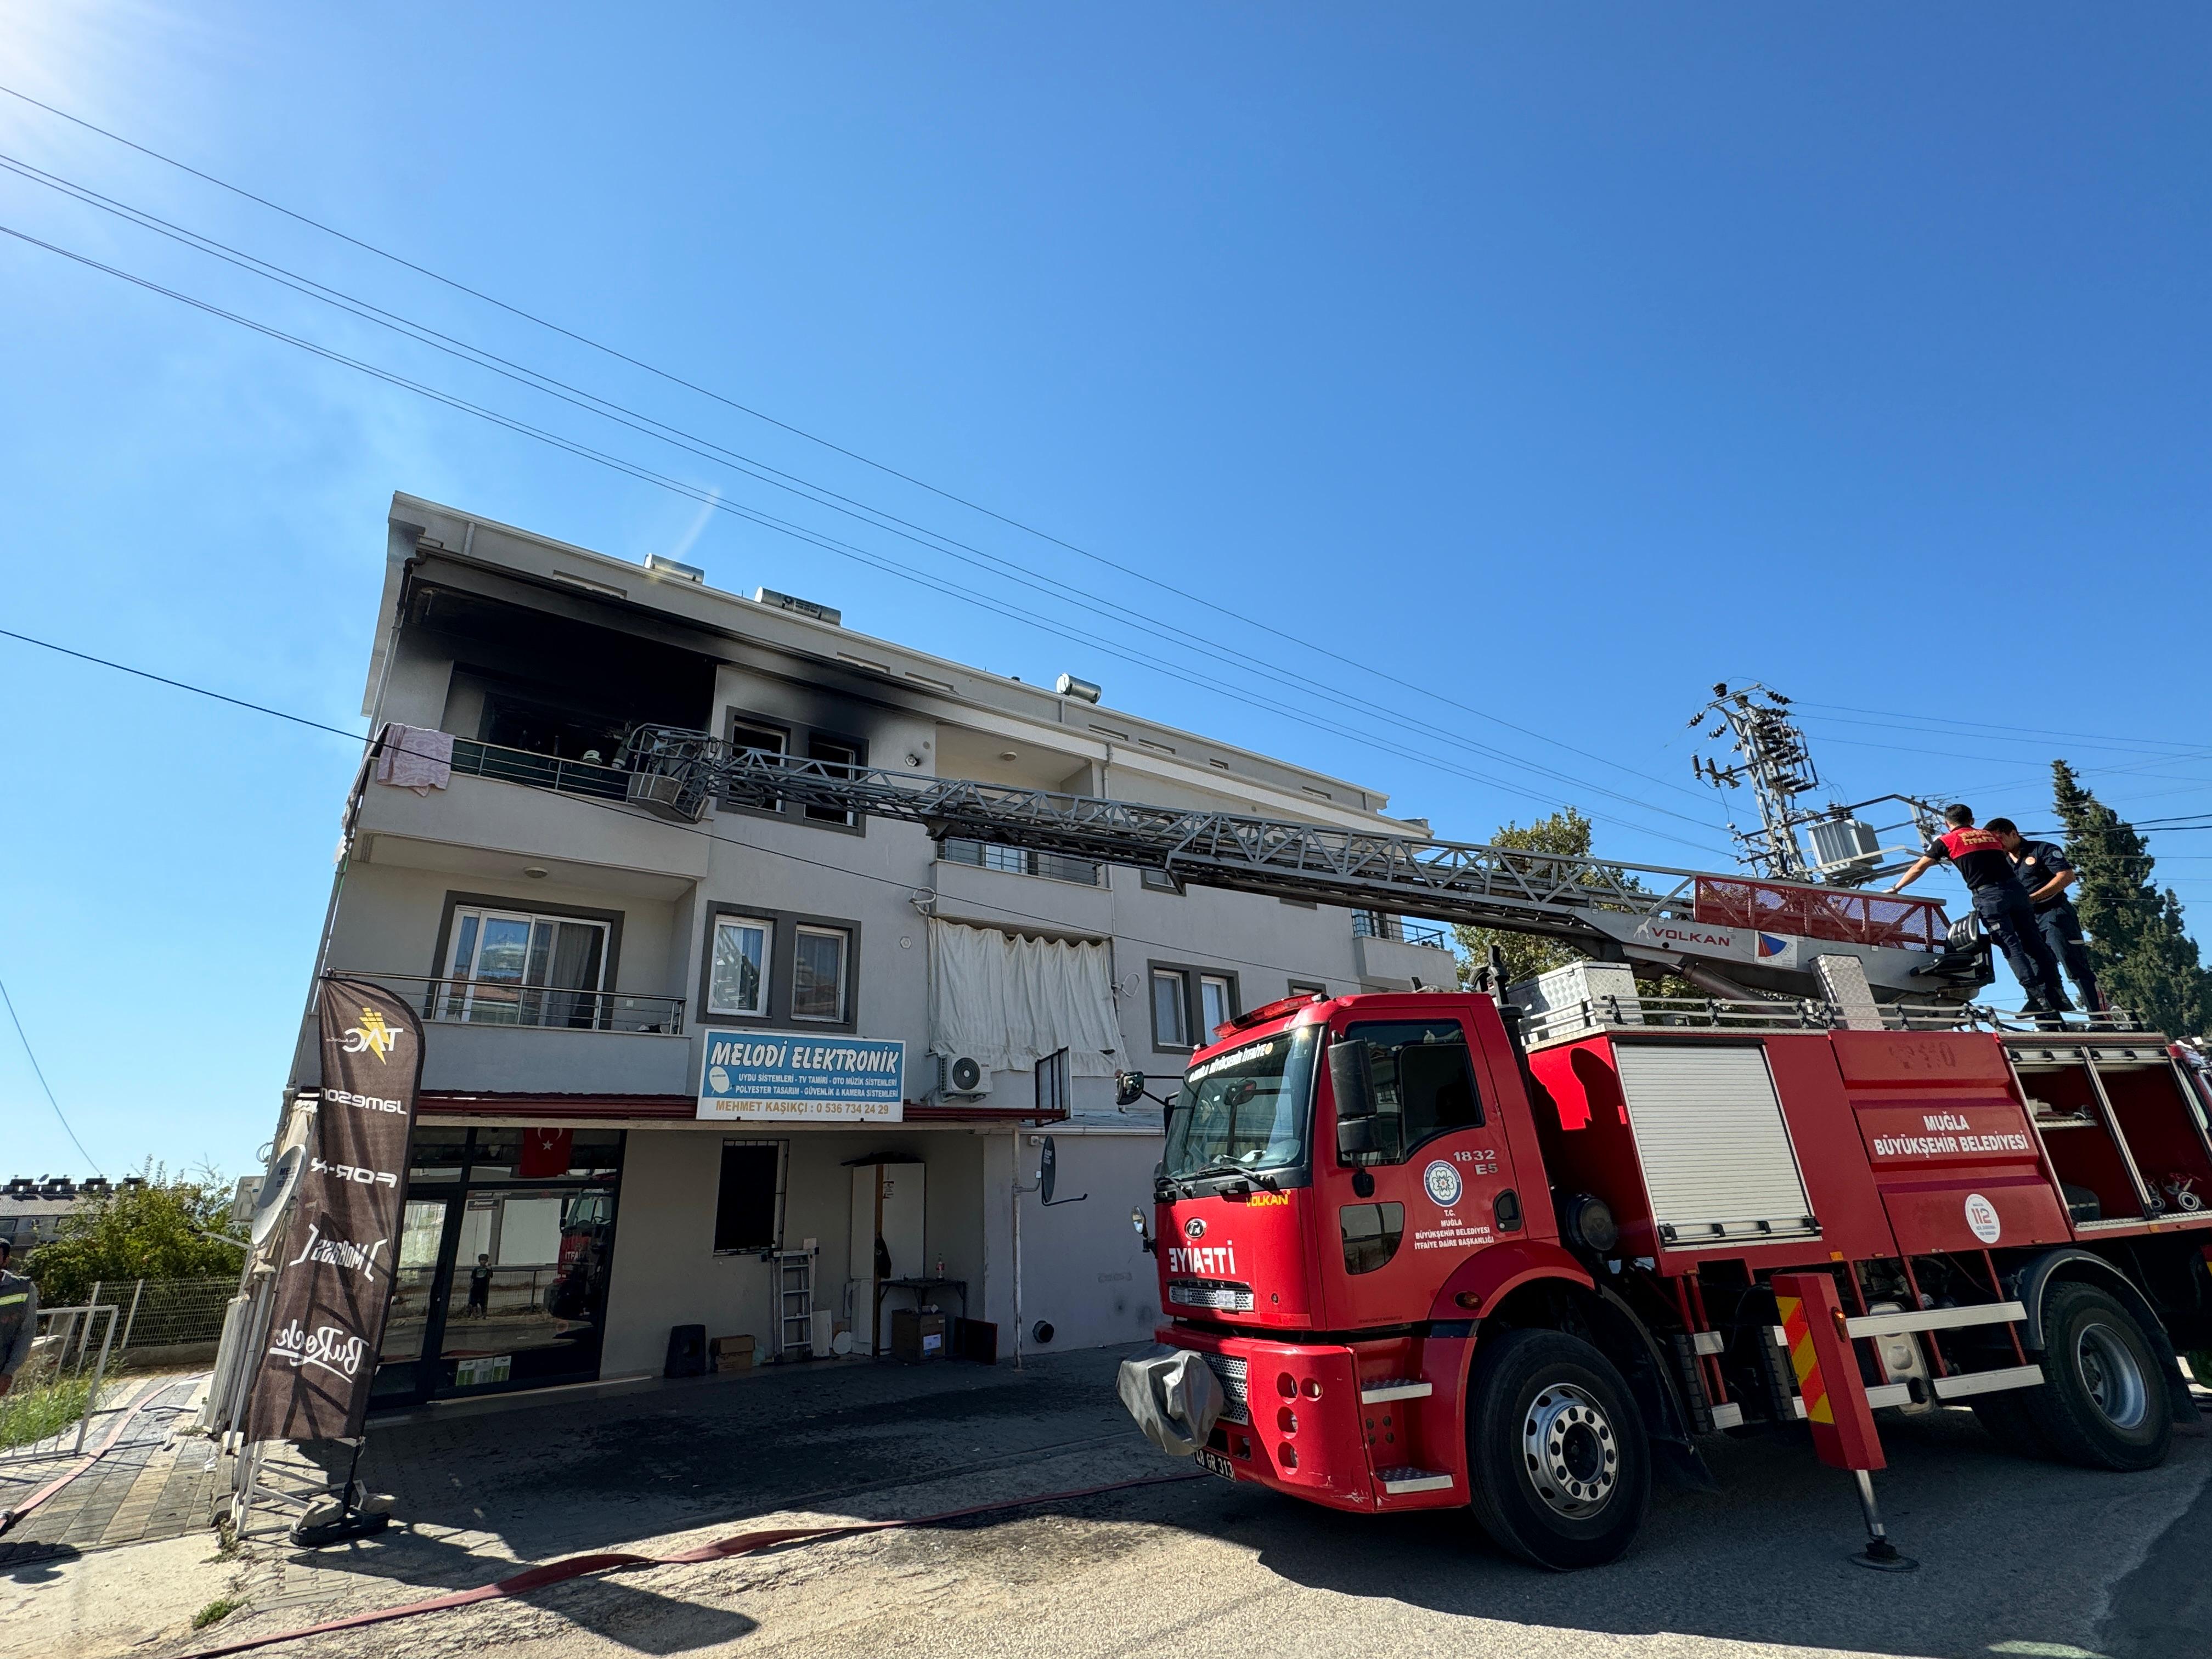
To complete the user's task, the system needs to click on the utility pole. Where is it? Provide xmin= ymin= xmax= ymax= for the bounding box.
xmin=1690 ymin=683 xmax=1947 ymax=887
xmin=1690 ymin=683 xmax=1821 ymax=878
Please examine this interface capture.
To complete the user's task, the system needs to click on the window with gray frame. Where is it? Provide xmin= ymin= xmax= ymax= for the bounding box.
xmin=1148 ymin=963 xmax=1240 ymax=1051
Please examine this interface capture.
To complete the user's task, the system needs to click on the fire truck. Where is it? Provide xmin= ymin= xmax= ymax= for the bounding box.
xmin=618 ymin=731 xmax=2212 ymax=1569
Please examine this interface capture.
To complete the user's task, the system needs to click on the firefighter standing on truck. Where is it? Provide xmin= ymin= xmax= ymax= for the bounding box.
xmin=1990 ymin=817 xmax=2106 ymax=1014
xmin=1892 ymin=804 xmax=2071 ymax=1019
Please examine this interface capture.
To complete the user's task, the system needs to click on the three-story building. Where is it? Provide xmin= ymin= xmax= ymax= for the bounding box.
xmin=297 ymin=493 xmax=1455 ymax=1409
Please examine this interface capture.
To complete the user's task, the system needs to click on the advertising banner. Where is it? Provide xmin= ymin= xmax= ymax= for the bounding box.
xmin=697 ymin=1030 xmax=905 ymax=1122
xmin=244 ymin=977 xmax=423 ymax=1444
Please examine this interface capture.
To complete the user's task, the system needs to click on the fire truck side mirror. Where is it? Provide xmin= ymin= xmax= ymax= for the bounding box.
xmin=1330 ymin=1040 xmax=1378 ymax=1161
xmin=1114 ymin=1070 xmax=1148 ymax=1108
xmin=1329 ymin=1040 xmax=1375 ymax=1120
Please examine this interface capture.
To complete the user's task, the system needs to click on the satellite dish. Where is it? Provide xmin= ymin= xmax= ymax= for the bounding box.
xmin=249 ymin=1146 xmax=307 ymax=1248
xmin=1037 ymin=1135 xmax=1057 ymax=1205
xmin=831 ymin=1330 xmax=855 ymax=1357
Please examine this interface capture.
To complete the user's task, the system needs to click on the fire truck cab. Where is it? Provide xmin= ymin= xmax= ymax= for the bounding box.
xmin=1121 ymin=977 xmax=2212 ymax=1569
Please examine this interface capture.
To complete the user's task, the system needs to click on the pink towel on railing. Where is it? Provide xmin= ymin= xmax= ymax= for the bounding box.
xmin=375 ymin=723 xmax=455 ymax=795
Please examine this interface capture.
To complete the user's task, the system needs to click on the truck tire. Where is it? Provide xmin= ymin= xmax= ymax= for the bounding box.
xmin=1464 ymin=1328 xmax=1651 ymax=1571
xmin=2022 ymin=1281 xmax=2172 ymax=1471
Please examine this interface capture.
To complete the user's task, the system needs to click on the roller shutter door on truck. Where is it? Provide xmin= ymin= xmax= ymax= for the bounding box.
xmin=1611 ymin=1043 xmax=1819 ymax=1246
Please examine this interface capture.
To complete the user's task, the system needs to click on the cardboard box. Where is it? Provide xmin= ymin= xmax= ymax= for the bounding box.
xmin=713 ymin=1350 xmax=754 ymax=1373
xmin=891 ymin=1311 xmax=947 ymax=1363
xmin=710 ymin=1334 xmax=756 ymax=1358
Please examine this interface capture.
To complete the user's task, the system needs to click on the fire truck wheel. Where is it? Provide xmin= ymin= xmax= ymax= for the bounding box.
xmin=1465 ymin=1328 xmax=1651 ymax=1571
xmin=2022 ymin=1282 xmax=2172 ymax=1472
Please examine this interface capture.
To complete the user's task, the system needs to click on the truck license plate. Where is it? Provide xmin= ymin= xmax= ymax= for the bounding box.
xmin=1193 ymin=1448 xmax=1238 ymax=1481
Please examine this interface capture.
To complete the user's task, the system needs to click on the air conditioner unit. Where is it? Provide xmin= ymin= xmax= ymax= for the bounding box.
xmin=938 ymin=1055 xmax=994 ymax=1098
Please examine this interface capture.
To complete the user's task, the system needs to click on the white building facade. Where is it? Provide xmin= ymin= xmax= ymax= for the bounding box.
xmin=298 ymin=494 xmax=1455 ymax=1409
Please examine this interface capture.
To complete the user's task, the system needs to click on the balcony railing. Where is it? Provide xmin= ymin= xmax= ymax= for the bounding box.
xmin=449 ymin=738 xmax=632 ymax=802
xmin=337 ymin=973 xmax=686 ymax=1035
xmin=939 ymin=837 xmax=1103 ymax=888
xmin=1353 ymin=911 xmax=1452 ymax=950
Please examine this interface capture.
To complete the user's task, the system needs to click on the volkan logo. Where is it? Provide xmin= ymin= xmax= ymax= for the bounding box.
xmin=1423 ymin=1160 xmax=1463 ymax=1208
xmin=1756 ymin=934 xmax=1790 ymax=959
xmin=340 ymin=1006 xmax=400 ymax=1062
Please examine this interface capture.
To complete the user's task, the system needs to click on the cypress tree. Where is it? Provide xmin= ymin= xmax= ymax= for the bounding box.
xmin=2049 ymin=760 xmax=2212 ymax=1036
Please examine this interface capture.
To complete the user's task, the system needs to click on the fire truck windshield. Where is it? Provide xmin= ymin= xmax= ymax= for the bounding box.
xmin=1163 ymin=1026 xmax=1322 ymax=1181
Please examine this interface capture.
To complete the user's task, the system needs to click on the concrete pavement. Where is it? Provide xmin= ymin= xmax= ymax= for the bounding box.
xmin=9 ymin=1345 xmax=2208 ymax=1658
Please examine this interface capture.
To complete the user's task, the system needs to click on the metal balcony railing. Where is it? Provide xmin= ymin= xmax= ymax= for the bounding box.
xmin=336 ymin=973 xmax=686 ymax=1035
xmin=1353 ymin=911 xmax=1451 ymax=950
xmin=939 ymin=837 xmax=1103 ymax=888
xmin=449 ymin=738 xmax=632 ymax=802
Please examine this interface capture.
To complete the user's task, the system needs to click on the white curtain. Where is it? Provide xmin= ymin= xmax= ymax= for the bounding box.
xmin=929 ymin=919 xmax=1121 ymax=1076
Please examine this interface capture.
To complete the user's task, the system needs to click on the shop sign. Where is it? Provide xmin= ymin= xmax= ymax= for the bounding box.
xmin=697 ymin=1030 xmax=906 ymax=1123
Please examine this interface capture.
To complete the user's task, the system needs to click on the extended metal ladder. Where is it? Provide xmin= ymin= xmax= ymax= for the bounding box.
xmin=616 ymin=726 xmax=1977 ymax=1005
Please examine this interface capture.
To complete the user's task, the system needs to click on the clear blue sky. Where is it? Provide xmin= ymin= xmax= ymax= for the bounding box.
xmin=3 ymin=5 xmax=2207 ymax=1178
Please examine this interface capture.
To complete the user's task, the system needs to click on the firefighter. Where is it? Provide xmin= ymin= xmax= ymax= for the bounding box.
xmin=1990 ymin=817 xmax=2107 ymax=1015
xmin=1891 ymin=804 xmax=2070 ymax=1018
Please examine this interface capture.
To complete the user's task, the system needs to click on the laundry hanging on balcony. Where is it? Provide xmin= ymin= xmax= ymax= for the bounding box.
xmin=375 ymin=723 xmax=455 ymax=795
xmin=928 ymin=919 xmax=1120 ymax=1076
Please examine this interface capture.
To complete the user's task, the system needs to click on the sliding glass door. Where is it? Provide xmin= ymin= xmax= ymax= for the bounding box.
xmin=441 ymin=909 xmax=609 ymax=1027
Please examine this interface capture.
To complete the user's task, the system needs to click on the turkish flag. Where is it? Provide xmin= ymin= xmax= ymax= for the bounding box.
xmin=518 ymin=1127 xmax=575 ymax=1178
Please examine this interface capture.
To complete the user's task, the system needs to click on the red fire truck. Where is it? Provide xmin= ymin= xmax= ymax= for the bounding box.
xmin=1118 ymin=975 xmax=2212 ymax=1569
xmin=612 ymin=732 xmax=2212 ymax=1569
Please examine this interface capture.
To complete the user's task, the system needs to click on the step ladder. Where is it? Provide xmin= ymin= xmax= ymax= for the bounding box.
xmin=774 ymin=1249 xmax=816 ymax=1359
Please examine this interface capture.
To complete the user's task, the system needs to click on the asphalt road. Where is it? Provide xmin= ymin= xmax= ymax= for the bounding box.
xmin=93 ymin=1348 xmax=2212 ymax=1659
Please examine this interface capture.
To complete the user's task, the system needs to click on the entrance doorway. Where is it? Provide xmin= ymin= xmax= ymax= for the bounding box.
xmin=371 ymin=1127 xmax=626 ymax=1409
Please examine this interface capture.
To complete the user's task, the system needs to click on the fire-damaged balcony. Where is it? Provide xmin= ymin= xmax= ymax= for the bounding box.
xmin=354 ymin=747 xmax=709 ymax=888
xmin=321 ymin=972 xmax=693 ymax=1097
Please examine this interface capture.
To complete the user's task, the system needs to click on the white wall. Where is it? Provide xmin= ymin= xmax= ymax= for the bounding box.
xmin=599 ymin=1124 xmax=988 ymax=1378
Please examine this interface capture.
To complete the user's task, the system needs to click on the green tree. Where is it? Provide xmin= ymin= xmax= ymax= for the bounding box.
xmin=2050 ymin=760 xmax=2212 ymax=1037
xmin=1451 ymin=808 xmax=1633 ymax=988
xmin=25 ymin=1164 xmax=245 ymax=1304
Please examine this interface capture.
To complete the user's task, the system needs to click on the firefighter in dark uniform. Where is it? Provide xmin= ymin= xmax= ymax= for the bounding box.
xmin=1892 ymin=804 xmax=2070 ymax=1018
xmin=1991 ymin=817 xmax=2106 ymax=1014
xmin=0 ymin=1238 xmax=38 ymax=1397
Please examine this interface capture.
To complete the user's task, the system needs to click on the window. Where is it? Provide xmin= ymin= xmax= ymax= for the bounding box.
xmin=702 ymin=906 xmax=861 ymax=1030
xmin=804 ymin=736 xmax=862 ymax=826
xmin=1199 ymin=975 xmax=1234 ymax=1039
xmin=1140 ymin=868 xmax=1180 ymax=893
xmin=1288 ymin=980 xmax=1328 ymax=999
xmin=1152 ymin=970 xmax=1189 ymax=1048
xmin=940 ymin=839 xmax=1102 ymax=887
xmin=1149 ymin=964 xmax=1240 ymax=1051
xmin=443 ymin=907 xmax=609 ymax=1027
xmin=792 ymin=926 xmax=849 ymax=1021
xmin=728 ymin=719 xmax=787 ymax=759
xmin=1336 ymin=1019 xmax=1484 ymax=1161
xmin=709 ymin=917 xmax=774 ymax=1017
xmin=714 ymin=1141 xmax=784 ymax=1253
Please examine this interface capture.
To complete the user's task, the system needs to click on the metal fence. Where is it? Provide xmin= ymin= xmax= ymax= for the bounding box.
xmin=43 ymin=1276 xmax=238 ymax=1358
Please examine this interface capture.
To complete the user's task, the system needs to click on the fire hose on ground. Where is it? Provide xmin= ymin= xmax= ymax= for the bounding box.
xmin=167 ymin=1468 xmax=1210 ymax=1659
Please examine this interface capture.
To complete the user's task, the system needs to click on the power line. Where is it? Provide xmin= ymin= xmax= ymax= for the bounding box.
xmin=0 ymin=149 xmax=1728 ymax=840
xmin=1795 ymin=701 xmax=2212 ymax=755
xmin=0 ymin=973 xmax=101 ymax=1176
xmin=0 ymin=81 xmax=1720 ymax=816
xmin=0 ymin=220 xmax=1739 ymax=856
xmin=0 ymin=625 xmax=1481 ymax=988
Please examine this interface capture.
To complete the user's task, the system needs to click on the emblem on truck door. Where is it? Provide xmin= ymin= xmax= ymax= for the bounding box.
xmin=1424 ymin=1160 xmax=1463 ymax=1207
xmin=1184 ymin=1217 xmax=1207 ymax=1239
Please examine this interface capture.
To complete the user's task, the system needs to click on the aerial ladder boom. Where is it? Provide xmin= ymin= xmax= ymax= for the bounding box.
xmin=617 ymin=725 xmax=1982 ymax=1005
